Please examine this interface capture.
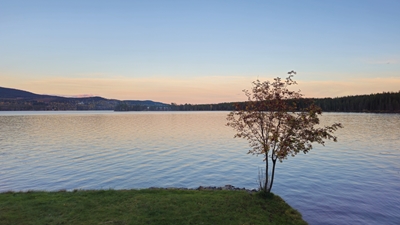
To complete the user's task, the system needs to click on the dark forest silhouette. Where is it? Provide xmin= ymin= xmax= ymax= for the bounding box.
xmin=1 ymin=86 xmax=399 ymax=112
xmin=171 ymin=91 xmax=400 ymax=113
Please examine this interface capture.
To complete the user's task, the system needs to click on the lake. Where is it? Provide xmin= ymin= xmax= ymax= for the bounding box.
xmin=0 ymin=111 xmax=399 ymax=225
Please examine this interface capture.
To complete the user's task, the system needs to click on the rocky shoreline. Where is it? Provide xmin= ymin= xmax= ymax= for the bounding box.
xmin=148 ymin=184 xmax=258 ymax=194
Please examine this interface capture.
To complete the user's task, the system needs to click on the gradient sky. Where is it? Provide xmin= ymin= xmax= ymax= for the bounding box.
xmin=1 ymin=0 xmax=399 ymax=104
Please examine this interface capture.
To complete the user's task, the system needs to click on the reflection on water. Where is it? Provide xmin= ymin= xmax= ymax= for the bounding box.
xmin=0 ymin=111 xmax=399 ymax=225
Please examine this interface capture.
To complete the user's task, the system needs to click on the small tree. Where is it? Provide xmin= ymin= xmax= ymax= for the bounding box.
xmin=226 ymin=71 xmax=342 ymax=193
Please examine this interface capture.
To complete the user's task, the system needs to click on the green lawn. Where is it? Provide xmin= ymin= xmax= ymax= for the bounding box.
xmin=0 ymin=189 xmax=307 ymax=225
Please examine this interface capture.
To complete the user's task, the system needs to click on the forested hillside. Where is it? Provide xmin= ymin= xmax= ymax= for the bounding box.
xmin=1 ymin=86 xmax=399 ymax=112
xmin=313 ymin=92 xmax=400 ymax=112
xmin=172 ymin=91 xmax=400 ymax=113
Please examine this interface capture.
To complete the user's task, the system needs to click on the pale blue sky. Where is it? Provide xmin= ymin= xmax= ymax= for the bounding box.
xmin=1 ymin=0 xmax=399 ymax=103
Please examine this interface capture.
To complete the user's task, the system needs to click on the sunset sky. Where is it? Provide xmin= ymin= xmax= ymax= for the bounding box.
xmin=1 ymin=1 xmax=399 ymax=104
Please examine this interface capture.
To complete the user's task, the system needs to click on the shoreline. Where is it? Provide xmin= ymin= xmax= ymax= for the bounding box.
xmin=1 ymin=185 xmax=259 ymax=194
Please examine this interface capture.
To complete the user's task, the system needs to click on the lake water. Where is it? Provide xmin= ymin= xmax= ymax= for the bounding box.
xmin=0 ymin=111 xmax=399 ymax=224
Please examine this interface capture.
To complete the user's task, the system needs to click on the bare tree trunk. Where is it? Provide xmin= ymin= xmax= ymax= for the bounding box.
xmin=268 ymin=158 xmax=277 ymax=193
xmin=264 ymin=154 xmax=269 ymax=192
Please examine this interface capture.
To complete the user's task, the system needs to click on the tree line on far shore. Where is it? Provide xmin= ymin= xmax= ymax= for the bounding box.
xmin=1 ymin=91 xmax=399 ymax=113
xmin=171 ymin=91 xmax=400 ymax=113
xmin=312 ymin=91 xmax=400 ymax=112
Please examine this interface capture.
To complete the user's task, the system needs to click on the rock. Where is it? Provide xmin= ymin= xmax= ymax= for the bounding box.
xmin=223 ymin=184 xmax=233 ymax=190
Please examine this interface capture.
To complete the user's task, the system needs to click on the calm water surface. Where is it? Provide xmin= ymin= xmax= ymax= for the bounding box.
xmin=0 ymin=111 xmax=399 ymax=225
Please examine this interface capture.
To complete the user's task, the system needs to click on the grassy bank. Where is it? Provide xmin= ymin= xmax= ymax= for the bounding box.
xmin=0 ymin=189 xmax=307 ymax=225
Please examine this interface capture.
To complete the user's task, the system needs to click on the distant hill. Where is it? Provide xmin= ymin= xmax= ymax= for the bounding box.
xmin=0 ymin=86 xmax=169 ymax=111
xmin=0 ymin=86 xmax=110 ymax=101
xmin=0 ymin=86 xmax=55 ymax=99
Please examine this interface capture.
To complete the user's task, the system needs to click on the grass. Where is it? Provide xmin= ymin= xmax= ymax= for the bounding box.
xmin=0 ymin=189 xmax=307 ymax=225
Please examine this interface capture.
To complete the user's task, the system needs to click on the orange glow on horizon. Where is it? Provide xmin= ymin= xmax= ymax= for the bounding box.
xmin=1 ymin=75 xmax=399 ymax=104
